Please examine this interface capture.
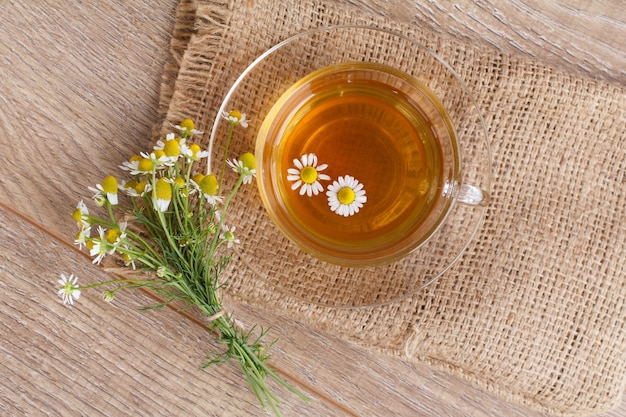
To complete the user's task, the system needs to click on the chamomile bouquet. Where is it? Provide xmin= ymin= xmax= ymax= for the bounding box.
xmin=60 ymin=112 xmax=307 ymax=416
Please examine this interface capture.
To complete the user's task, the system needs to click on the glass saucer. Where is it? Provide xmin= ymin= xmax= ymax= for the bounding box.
xmin=208 ymin=25 xmax=491 ymax=308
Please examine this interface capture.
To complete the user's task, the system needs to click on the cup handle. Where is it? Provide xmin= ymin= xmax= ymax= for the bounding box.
xmin=456 ymin=183 xmax=490 ymax=206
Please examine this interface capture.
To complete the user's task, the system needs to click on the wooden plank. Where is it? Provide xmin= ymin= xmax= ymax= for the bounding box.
xmin=0 ymin=205 xmax=345 ymax=416
xmin=0 ymin=1 xmax=178 ymax=236
xmin=3 ymin=205 xmax=623 ymax=416
xmin=0 ymin=202 xmax=538 ymax=417
xmin=1 ymin=1 xmax=625 ymax=416
xmin=349 ymin=0 xmax=626 ymax=84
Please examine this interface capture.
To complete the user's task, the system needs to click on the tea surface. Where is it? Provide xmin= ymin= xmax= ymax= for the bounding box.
xmin=267 ymin=65 xmax=445 ymax=253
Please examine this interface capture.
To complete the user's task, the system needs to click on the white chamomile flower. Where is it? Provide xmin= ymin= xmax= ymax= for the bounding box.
xmin=221 ymin=110 xmax=249 ymax=128
xmin=58 ymin=273 xmax=81 ymax=305
xmin=128 ymin=156 xmax=157 ymax=175
xmin=154 ymin=133 xmax=184 ymax=164
xmin=120 ymin=180 xmax=139 ymax=197
xmin=181 ymin=142 xmax=209 ymax=162
xmin=326 ymin=175 xmax=367 ymax=217
xmin=286 ymin=153 xmax=331 ymax=196
xmin=72 ymin=200 xmax=90 ymax=229
xmin=74 ymin=227 xmax=91 ymax=250
xmin=191 ymin=173 xmax=223 ymax=205
xmin=105 ymin=221 xmax=127 ymax=253
xmin=88 ymin=176 xmax=118 ymax=206
xmin=121 ymin=180 xmax=152 ymax=197
xmin=227 ymin=152 xmax=256 ymax=184
xmin=90 ymin=226 xmax=109 ymax=264
xmin=119 ymin=154 xmax=141 ymax=172
xmin=173 ymin=118 xmax=203 ymax=137
xmin=141 ymin=149 xmax=173 ymax=168
xmin=220 ymin=225 xmax=240 ymax=248
xmin=152 ymin=177 xmax=172 ymax=213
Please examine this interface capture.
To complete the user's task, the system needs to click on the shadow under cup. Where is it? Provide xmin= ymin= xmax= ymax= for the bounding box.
xmin=256 ymin=62 xmax=476 ymax=267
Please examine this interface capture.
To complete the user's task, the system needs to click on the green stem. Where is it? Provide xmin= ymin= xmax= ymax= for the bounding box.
xmin=78 ymin=278 xmax=158 ymax=291
xmin=209 ymin=174 xmax=244 ymax=254
xmin=218 ymin=122 xmax=236 ymax=192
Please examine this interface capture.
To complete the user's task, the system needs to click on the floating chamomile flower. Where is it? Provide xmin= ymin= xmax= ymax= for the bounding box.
xmin=221 ymin=110 xmax=249 ymax=128
xmin=58 ymin=273 xmax=81 ymax=305
xmin=227 ymin=152 xmax=256 ymax=184
xmin=326 ymin=175 xmax=367 ymax=217
xmin=287 ymin=153 xmax=331 ymax=197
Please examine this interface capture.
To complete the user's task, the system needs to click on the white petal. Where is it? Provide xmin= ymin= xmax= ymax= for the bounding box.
xmin=291 ymin=180 xmax=302 ymax=190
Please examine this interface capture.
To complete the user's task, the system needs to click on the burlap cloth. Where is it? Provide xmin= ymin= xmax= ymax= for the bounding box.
xmin=156 ymin=1 xmax=626 ymax=415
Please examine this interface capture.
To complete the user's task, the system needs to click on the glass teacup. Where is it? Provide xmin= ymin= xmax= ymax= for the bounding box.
xmin=255 ymin=61 xmax=489 ymax=267
xmin=209 ymin=25 xmax=491 ymax=306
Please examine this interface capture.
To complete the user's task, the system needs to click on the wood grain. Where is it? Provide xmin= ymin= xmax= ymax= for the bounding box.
xmin=348 ymin=0 xmax=626 ymax=84
xmin=1 ymin=1 xmax=625 ymax=416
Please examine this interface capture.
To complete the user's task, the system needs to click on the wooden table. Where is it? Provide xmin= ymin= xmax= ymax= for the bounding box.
xmin=1 ymin=1 xmax=624 ymax=415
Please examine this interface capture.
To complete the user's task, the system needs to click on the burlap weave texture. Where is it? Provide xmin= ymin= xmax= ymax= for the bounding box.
xmin=158 ymin=1 xmax=626 ymax=415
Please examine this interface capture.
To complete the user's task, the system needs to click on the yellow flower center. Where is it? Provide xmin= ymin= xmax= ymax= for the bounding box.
xmin=229 ymin=110 xmax=242 ymax=121
xmin=153 ymin=149 xmax=166 ymax=160
xmin=129 ymin=154 xmax=141 ymax=163
xmin=135 ymin=181 xmax=148 ymax=194
xmin=72 ymin=208 xmax=83 ymax=223
xmin=124 ymin=180 xmax=138 ymax=190
xmin=106 ymin=228 xmax=120 ymax=244
xmin=179 ymin=118 xmax=195 ymax=132
xmin=337 ymin=187 xmax=356 ymax=205
xmin=102 ymin=176 xmax=118 ymax=194
xmin=239 ymin=152 xmax=256 ymax=170
xmin=138 ymin=157 xmax=154 ymax=172
xmin=189 ymin=144 xmax=201 ymax=159
xmin=174 ymin=177 xmax=185 ymax=188
xmin=192 ymin=173 xmax=205 ymax=184
xmin=300 ymin=166 xmax=318 ymax=184
xmin=200 ymin=174 xmax=218 ymax=196
xmin=163 ymin=139 xmax=180 ymax=157
xmin=155 ymin=178 xmax=172 ymax=200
